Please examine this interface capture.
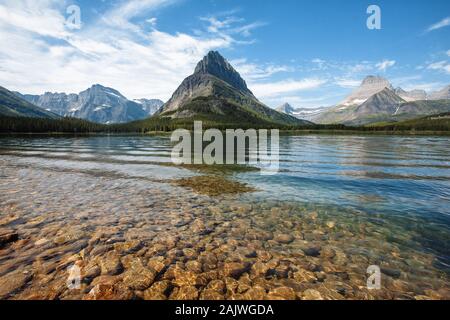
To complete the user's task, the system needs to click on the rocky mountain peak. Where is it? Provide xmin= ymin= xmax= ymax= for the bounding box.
xmin=341 ymin=75 xmax=393 ymax=106
xmin=193 ymin=51 xmax=252 ymax=94
xmin=429 ymin=85 xmax=450 ymax=100
xmin=361 ymin=75 xmax=391 ymax=87
xmin=276 ymin=103 xmax=294 ymax=114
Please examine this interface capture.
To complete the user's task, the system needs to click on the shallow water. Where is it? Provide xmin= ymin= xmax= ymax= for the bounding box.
xmin=0 ymin=134 xmax=449 ymax=300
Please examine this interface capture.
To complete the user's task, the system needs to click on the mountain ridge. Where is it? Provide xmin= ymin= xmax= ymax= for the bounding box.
xmin=0 ymin=86 xmax=60 ymax=119
xmin=16 ymin=85 xmax=163 ymax=124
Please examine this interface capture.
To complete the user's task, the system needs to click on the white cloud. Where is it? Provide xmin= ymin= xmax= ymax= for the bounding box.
xmin=402 ymin=82 xmax=444 ymax=92
xmin=249 ymin=79 xmax=327 ymax=98
xmin=447 ymin=50 xmax=450 ymax=57
xmin=375 ymin=60 xmax=396 ymax=71
xmin=426 ymin=16 xmax=450 ymax=32
xmin=231 ymin=58 xmax=291 ymax=80
xmin=200 ymin=15 xmax=265 ymax=38
xmin=427 ymin=60 xmax=450 ymax=74
xmin=0 ymin=0 xmax=262 ymax=100
xmin=0 ymin=0 xmax=68 ymax=39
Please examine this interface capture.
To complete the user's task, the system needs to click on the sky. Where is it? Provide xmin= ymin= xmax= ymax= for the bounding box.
xmin=0 ymin=0 xmax=449 ymax=108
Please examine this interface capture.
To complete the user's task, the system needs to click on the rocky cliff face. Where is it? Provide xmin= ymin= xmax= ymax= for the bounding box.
xmin=394 ymin=88 xmax=427 ymax=102
xmin=193 ymin=51 xmax=254 ymax=96
xmin=341 ymin=76 xmax=393 ymax=106
xmin=355 ymin=88 xmax=405 ymax=116
xmin=133 ymin=99 xmax=164 ymax=115
xmin=276 ymin=103 xmax=295 ymax=114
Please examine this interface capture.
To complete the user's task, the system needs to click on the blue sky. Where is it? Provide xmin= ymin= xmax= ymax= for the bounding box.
xmin=0 ymin=0 xmax=449 ymax=108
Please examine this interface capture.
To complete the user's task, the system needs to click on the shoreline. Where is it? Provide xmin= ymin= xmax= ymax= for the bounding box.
xmin=1 ymin=129 xmax=450 ymax=136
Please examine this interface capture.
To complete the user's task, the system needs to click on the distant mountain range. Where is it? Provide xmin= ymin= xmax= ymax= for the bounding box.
xmin=0 ymin=86 xmax=59 ymax=119
xmin=277 ymin=76 xmax=450 ymax=125
xmin=3 ymin=56 xmax=450 ymax=128
xmin=14 ymin=85 xmax=163 ymax=124
xmin=155 ymin=51 xmax=308 ymax=126
xmin=275 ymin=103 xmax=328 ymax=122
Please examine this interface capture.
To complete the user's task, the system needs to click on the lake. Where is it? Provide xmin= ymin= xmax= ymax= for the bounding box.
xmin=0 ymin=134 xmax=449 ymax=299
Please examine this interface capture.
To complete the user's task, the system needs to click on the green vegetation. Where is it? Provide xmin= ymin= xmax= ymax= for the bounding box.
xmin=0 ymin=116 xmax=106 ymax=133
xmin=1 ymin=112 xmax=450 ymax=134
xmin=366 ymin=112 xmax=450 ymax=131
xmin=0 ymin=86 xmax=59 ymax=119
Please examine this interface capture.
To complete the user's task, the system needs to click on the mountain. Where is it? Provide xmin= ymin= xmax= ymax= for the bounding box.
xmin=276 ymin=103 xmax=329 ymax=121
xmin=155 ymin=51 xmax=307 ymax=126
xmin=429 ymin=85 xmax=450 ymax=100
xmin=276 ymin=103 xmax=294 ymax=114
xmin=0 ymin=86 xmax=59 ymax=119
xmin=133 ymin=98 xmax=164 ymax=115
xmin=394 ymin=88 xmax=427 ymax=101
xmin=68 ymin=85 xmax=148 ymax=124
xmin=340 ymin=76 xmax=393 ymax=106
xmin=16 ymin=85 xmax=154 ymax=124
xmin=313 ymin=76 xmax=450 ymax=125
xmin=15 ymin=92 xmax=79 ymax=116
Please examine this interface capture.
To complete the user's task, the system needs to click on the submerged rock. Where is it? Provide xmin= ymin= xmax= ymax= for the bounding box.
xmin=267 ymin=287 xmax=297 ymax=300
xmin=0 ymin=229 xmax=19 ymax=248
xmin=170 ymin=286 xmax=199 ymax=300
xmin=274 ymin=234 xmax=294 ymax=244
xmin=83 ymin=282 xmax=133 ymax=300
xmin=98 ymin=252 xmax=123 ymax=276
xmin=302 ymin=289 xmax=324 ymax=300
xmin=223 ymin=262 xmax=251 ymax=279
xmin=0 ymin=271 xmax=32 ymax=299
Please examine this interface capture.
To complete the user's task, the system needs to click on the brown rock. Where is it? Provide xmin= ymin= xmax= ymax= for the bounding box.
xmin=98 ymin=252 xmax=123 ymax=275
xmin=224 ymin=277 xmax=239 ymax=295
xmin=0 ymin=271 xmax=32 ymax=299
xmin=185 ymin=260 xmax=202 ymax=273
xmin=200 ymin=289 xmax=224 ymax=300
xmin=82 ymin=263 xmax=101 ymax=284
xmin=182 ymin=248 xmax=197 ymax=259
xmin=147 ymin=258 xmax=166 ymax=274
xmin=123 ymin=266 xmax=156 ymax=290
xmin=302 ymin=289 xmax=323 ymax=300
xmin=170 ymin=286 xmax=199 ymax=300
xmin=251 ymin=262 xmax=270 ymax=277
xmin=274 ymin=234 xmax=294 ymax=244
xmin=242 ymin=286 xmax=267 ymax=300
xmin=267 ymin=286 xmax=296 ymax=300
xmin=0 ymin=230 xmax=19 ymax=248
xmin=113 ymin=240 xmax=143 ymax=254
xmin=173 ymin=269 xmax=197 ymax=287
xmin=144 ymin=280 xmax=171 ymax=300
xmin=206 ymin=280 xmax=225 ymax=293
xmin=223 ymin=262 xmax=250 ymax=279
xmin=256 ymin=250 xmax=272 ymax=262
xmin=83 ymin=282 xmax=133 ymax=300
xmin=293 ymin=268 xmax=317 ymax=283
